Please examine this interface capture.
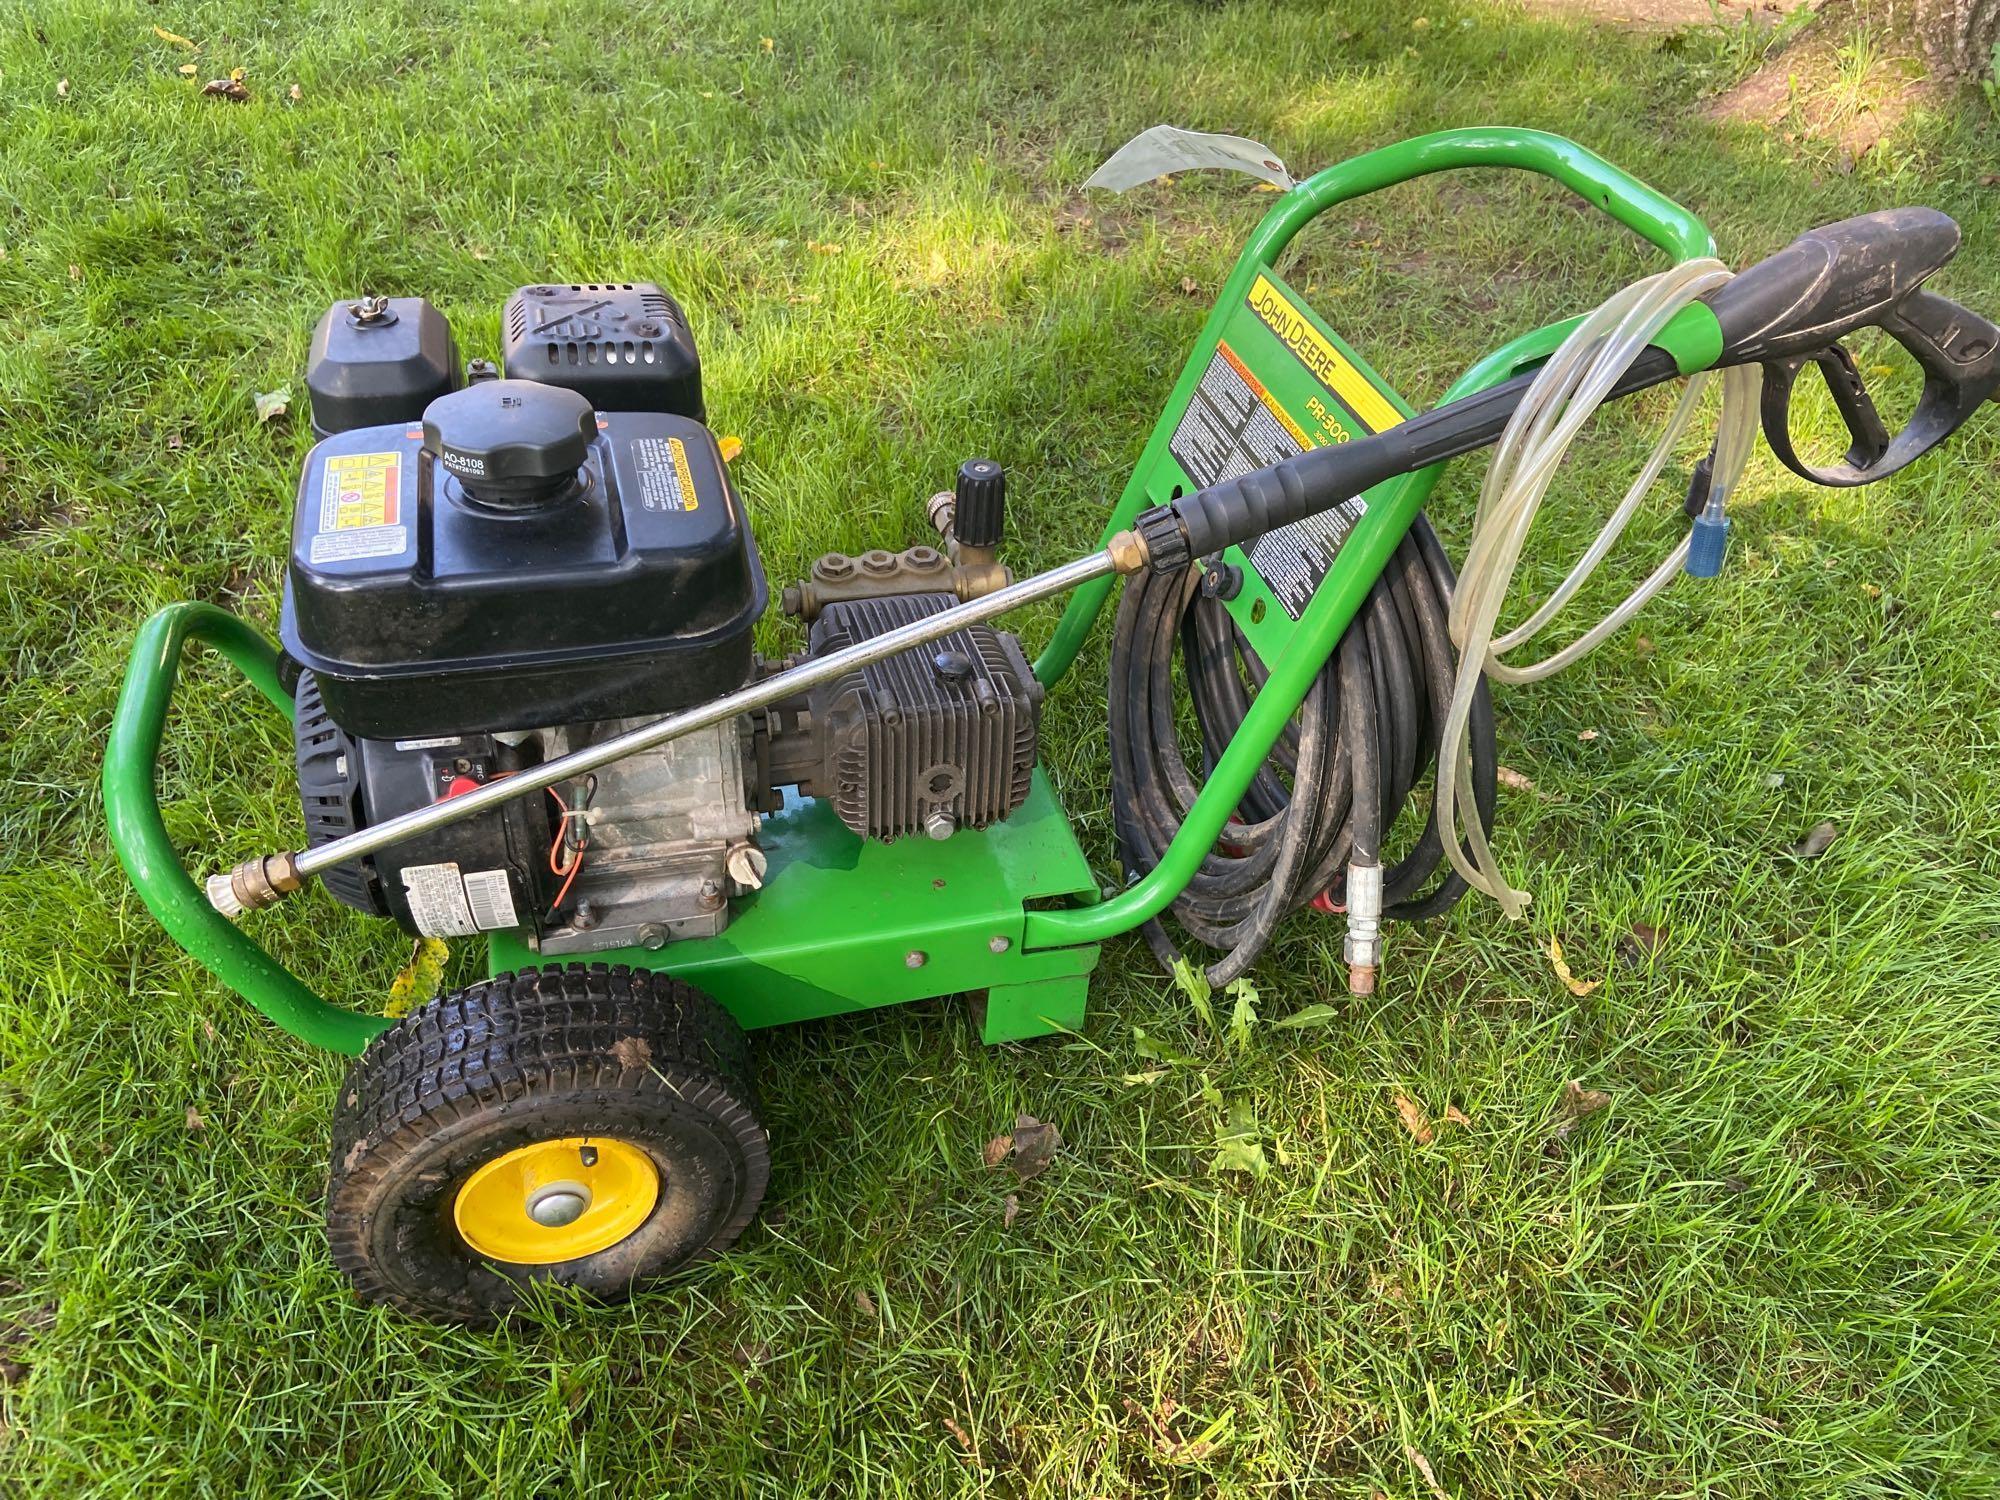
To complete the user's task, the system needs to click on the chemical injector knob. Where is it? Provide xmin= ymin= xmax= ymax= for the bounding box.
xmin=953 ymin=458 xmax=1006 ymax=549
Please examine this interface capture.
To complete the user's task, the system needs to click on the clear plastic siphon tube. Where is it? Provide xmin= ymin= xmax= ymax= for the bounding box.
xmin=1433 ymin=259 xmax=1764 ymax=918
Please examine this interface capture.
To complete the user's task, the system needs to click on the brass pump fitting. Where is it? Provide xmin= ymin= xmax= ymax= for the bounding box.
xmin=206 ymin=853 xmax=304 ymax=919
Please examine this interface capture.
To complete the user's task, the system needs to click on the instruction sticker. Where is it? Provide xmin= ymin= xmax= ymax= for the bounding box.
xmin=401 ymin=862 xmax=518 ymax=937
xmin=310 ymin=450 xmax=408 ymax=564
xmin=1167 ymin=271 xmax=1405 ymax=622
xmin=633 ymin=436 xmax=700 ymax=513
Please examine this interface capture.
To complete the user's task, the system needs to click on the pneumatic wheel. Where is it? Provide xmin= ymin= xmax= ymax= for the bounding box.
xmin=327 ymin=965 xmax=769 ymax=1324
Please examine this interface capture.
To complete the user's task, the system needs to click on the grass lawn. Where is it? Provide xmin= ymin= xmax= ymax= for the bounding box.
xmin=3 ymin=0 xmax=1998 ymax=1493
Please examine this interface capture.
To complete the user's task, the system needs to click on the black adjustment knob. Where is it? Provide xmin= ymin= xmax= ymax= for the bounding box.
xmin=954 ymin=457 xmax=1005 ymax=549
xmin=422 ymin=379 xmax=595 ymax=509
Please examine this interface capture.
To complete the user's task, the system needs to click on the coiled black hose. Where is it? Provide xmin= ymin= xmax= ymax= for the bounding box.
xmin=1108 ymin=516 xmax=1498 ymax=986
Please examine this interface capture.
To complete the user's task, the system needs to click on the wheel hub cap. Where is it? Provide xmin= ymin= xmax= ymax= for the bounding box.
xmin=453 ymin=1138 xmax=659 ymax=1265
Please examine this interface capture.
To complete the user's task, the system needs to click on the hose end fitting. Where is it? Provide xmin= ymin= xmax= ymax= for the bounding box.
xmin=1342 ymin=861 xmax=1384 ymax=996
xmin=1685 ymin=509 xmax=1730 ymax=578
xmin=206 ymin=853 xmax=304 ymax=920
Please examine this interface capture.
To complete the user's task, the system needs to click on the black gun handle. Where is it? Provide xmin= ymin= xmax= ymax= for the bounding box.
xmin=1760 ymin=288 xmax=2000 ymax=487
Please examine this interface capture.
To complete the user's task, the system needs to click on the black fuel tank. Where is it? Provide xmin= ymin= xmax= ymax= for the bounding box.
xmin=280 ymin=387 xmax=765 ymax=738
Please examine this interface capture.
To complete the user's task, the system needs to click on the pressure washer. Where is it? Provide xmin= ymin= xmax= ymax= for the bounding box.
xmin=104 ymin=129 xmax=1999 ymax=1321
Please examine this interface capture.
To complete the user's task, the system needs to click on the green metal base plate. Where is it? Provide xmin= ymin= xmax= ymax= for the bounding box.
xmin=487 ymin=768 xmax=1102 ymax=1043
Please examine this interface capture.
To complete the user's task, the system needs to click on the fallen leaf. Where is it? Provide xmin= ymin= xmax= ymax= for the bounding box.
xmin=1177 ymin=276 xmax=1201 ymax=295
xmin=167 ymin=431 xmax=184 ymax=450
xmin=1008 ymin=1113 xmax=1060 ymax=1181
xmin=178 ymin=63 xmax=198 ymax=77
xmin=1272 ymin=1002 xmax=1341 ymax=1029
xmin=1393 ymin=1092 xmax=1433 ymax=1144
xmin=806 ymin=240 xmax=842 ymax=255
xmin=1002 ymin=1193 xmax=1019 ymax=1228
xmin=1982 ymin=173 xmax=1999 ymax=187
xmin=288 ymin=82 xmax=303 ymax=101
xmin=152 ymin=25 xmax=196 ymax=48
xmin=1251 ymin=180 xmax=1282 ymax=192
xmin=1555 ymin=1078 xmax=1612 ymax=1138
xmin=201 ymin=77 xmax=250 ymax=101
xmin=184 ymin=1105 xmax=206 ymax=1131
xmin=1443 ymin=1103 xmax=1472 ymax=1127
xmin=717 ymin=434 xmax=743 ymax=463
xmin=981 ymin=1132 xmax=1012 ymax=1169
xmin=1120 ymin=1068 xmax=1169 ymax=1085
xmin=732 ymin=1339 xmax=771 ymax=1370
xmin=55 ymin=78 xmax=70 ymax=98
xmin=1215 ymin=1097 xmax=1268 ymax=1177
xmin=229 ymin=66 xmax=244 ymax=81
xmin=942 ymin=1416 xmax=975 ymax=1457
xmin=1860 ymin=581 xmax=1882 ymax=598
xmin=1618 ymin=921 xmax=1666 ymax=966
xmin=1790 ymin=820 xmax=1839 ymax=859
xmin=67 ymin=264 xmax=82 ymax=281
xmin=853 ymin=1287 xmax=877 ymax=1320
xmin=1577 ymin=728 xmax=1600 ymax=742
xmin=1406 ymin=1445 xmax=1450 ymax=1500
xmin=1496 ymin=764 xmax=1537 ymax=793
xmin=759 ymin=35 xmax=775 ymax=52
xmin=1547 ymin=936 xmax=1602 ymax=997
xmin=253 ymin=387 xmax=290 ymax=423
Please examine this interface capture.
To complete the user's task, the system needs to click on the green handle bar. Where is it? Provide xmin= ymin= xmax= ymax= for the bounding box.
xmin=103 ymin=602 xmax=393 ymax=1055
xmin=1022 ymin=127 xmax=1715 ymax=951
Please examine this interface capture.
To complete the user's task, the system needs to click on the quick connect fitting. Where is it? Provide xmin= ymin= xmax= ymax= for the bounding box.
xmin=1685 ymin=500 xmax=1730 ymax=578
xmin=1343 ymin=861 xmax=1384 ymax=996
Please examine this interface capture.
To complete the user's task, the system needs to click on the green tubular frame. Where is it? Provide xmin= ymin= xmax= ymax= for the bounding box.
xmin=103 ymin=127 xmax=1715 ymax=1053
xmin=1022 ymin=127 xmax=1714 ymax=952
xmin=104 ymin=603 xmax=394 ymax=1053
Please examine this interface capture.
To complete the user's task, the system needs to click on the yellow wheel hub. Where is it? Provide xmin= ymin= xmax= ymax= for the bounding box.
xmin=453 ymin=1137 xmax=659 ymax=1266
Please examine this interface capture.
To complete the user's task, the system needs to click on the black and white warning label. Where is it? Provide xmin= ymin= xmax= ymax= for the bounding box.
xmin=632 ymin=436 xmax=700 ymax=513
xmin=401 ymin=862 xmax=518 ymax=936
xmin=1168 ymin=345 xmax=1307 ymax=489
xmin=1167 ymin=339 xmax=1369 ymax=623
xmin=1246 ymin=498 xmax=1369 ymax=621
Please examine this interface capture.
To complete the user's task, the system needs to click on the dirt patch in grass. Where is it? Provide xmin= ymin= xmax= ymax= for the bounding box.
xmin=1705 ymin=1 xmax=1947 ymax=162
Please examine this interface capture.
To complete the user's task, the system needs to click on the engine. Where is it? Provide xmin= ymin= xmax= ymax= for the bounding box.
xmin=285 ymin=284 xmax=1041 ymax=955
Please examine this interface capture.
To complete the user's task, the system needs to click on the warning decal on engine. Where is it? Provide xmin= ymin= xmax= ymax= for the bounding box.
xmin=401 ymin=862 xmax=517 ymax=937
xmin=1165 ymin=268 xmax=1408 ymax=625
xmin=310 ymin=450 xmax=408 ymax=564
xmin=633 ymin=436 xmax=700 ymax=513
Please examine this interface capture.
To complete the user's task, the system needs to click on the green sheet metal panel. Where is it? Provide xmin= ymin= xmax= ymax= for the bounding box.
xmin=489 ymin=768 xmax=1101 ymax=1036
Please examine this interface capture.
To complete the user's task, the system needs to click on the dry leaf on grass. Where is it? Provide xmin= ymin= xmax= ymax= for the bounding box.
xmin=1002 ymin=1193 xmax=1019 ymax=1229
xmin=1392 ymin=1092 xmax=1433 ymax=1144
xmin=288 ymin=83 xmax=303 ymax=101
xmin=1008 ymin=1114 xmax=1061 ymax=1180
xmin=1555 ymin=1079 xmax=1612 ymax=1138
xmin=184 ymin=1105 xmax=206 ymax=1131
xmin=178 ymin=63 xmax=198 ymax=77
xmin=717 ymin=434 xmax=743 ymax=463
xmin=853 ymin=1287 xmax=877 ymax=1320
xmin=983 ymin=1114 xmax=1061 ymax=1181
xmin=253 ymin=387 xmax=290 ymax=423
xmin=152 ymin=26 xmax=195 ymax=48
xmin=1177 ymin=276 xmax=1201 ymax=295
xmin=1577 ymin=728 xmax=1600 ymax=742
xmin=201 ymin=70 xmax=249 ymax=101
xmin=1406 ymin=1445 xmax=1451 ymax=1500
xmin=941 ymin=1416 xmax=974 ymax=1457
xmin=1619 ymin=920 xmax=1667 ymax=966
xmin=1443 ymin=1103 xmax=1472 ymax=1127
xmin=55 ymin=78 xmax=70 ymax=98
xmin=1790 ymin=820 xmax=1839 ymax=859
xmin=1547 ymin=936 xmax=1601 ymax=997
xmin=1496 ymin=764 xmax=1536 ymax=793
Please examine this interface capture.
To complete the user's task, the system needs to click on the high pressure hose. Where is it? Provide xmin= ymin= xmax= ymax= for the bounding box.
xmin=1110 ymin=515 xmax=1497 ymax=989
xmin=1109 ymin=256 xmax=1761 ymax=985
